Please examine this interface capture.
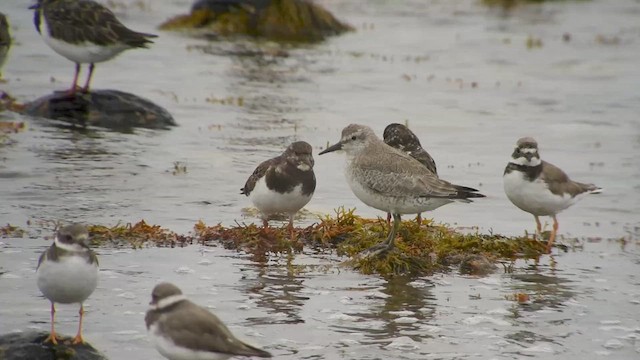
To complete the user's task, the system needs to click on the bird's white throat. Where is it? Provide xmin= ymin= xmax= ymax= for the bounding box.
xmin=509 ymin=156 xmax=541 ymax=167
xmin=54 ymin=236 xmax=87 ymax=252
xmin=151 ymin=294 xmax=187 ymax=310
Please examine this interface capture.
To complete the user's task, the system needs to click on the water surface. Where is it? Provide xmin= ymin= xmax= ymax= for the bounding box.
xmin=1 ymin=0 xmax=639 ymax=359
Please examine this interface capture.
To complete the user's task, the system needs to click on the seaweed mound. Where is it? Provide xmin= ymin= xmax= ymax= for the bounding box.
xmin=160 ymin=0 xmax=353 ymax=43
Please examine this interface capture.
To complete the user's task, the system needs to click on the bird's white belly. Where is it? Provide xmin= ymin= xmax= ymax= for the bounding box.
xmin=249 ymin=178 xmax=312 ymax=217
xmin=503 ymin=171 xmax=576 ymax=216
xmin=41 ymin=20 xmax=127 ymax=64
xmin=149 ymin=324 xmax=231 ymax=360
xmin=36 ymin=255 xmax=98 ymax=304
xmin=346 ymin=170 xmax=452 ymax=215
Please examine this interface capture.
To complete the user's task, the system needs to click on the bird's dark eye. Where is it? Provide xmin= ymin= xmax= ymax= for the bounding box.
xmin=351 ymin=135 xmax=356 ymax=140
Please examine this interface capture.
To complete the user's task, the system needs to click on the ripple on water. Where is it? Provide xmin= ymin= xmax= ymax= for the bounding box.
xmin=384 ymin=336 xmax=420 ymax=351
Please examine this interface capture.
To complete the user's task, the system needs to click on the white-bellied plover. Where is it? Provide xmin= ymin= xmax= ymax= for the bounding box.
xmin=503 ymin=137 xmax=602 ymax=253
xmin=36 ymin=223 xmax=99 ymax=345
xmin=30 ymin=0 xmax=157 ymax=93
xmin=319 ymin=124 xmax=485 ymax=256
xmin=383 ymin=123 xmax=438 ymax=225
xmin=145 ymin=282 xmax=272 ymax=360
xmin=241 ymin=141 xmax=316 ymax=234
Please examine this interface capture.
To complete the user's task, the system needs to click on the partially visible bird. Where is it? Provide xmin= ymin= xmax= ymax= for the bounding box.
xmin=383 ymin=123 xmax=438 ymax=225
xmin=241 ymin=141 xmax=316 ymax=235
xmin=29 ymin=0 xmax=157 ymax=94
xmin=0 ymin=13 xmax=11 ymax=80
xmin=503 ymin=137 xmax=602 ymax=253
xmin=36 ymin=223 xmax=99 ymax=345
xmin=145 ymin=282 xmax=272 ymax=360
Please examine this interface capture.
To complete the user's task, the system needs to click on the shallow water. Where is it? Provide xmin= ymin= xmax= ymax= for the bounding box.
xmin=1 ymin=0 xmax=639 ymax=359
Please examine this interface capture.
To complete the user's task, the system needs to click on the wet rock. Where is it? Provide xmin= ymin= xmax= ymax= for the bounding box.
xmin=0 ymin=331 xmax=108 ymax=360
xmin=23 ymin=90 xmax=176 ymax=131
xmin=459 ymin=254 xmax=497 ymax=276
xmin=160 ymin=0 xmax=353 ymax=43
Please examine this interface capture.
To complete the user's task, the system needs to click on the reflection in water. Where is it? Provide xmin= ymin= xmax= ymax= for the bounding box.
xmin=239 ymin=263 xmax=308 ymax=325
xmin=509 ymin=270 xmax=575 ymax=313
xmin=333 ymin=276 xmax=436 ymax=343
xmin=196 ymin=42 xmax=317 ymax=148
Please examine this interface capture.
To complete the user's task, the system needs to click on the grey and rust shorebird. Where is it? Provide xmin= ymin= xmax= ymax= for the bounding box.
xmin=0 ymin=13 xmax=10 ymax=79
xmin=241 ymin=141 xmax=316 ymax=234
xmin=36 ymin=224 xmax=99 ymax=345
xmin=503 ymin=137 xmax=602 ymax=253
xmin=29 ymin=0 xmax=157 ymax=94
xmin=145 ymin=282 xmax=272 ymax=360
xmin=383 ymin=123 xmax=438 ymax=225
xmin=320 ymin=124 xmax=485 ymax=256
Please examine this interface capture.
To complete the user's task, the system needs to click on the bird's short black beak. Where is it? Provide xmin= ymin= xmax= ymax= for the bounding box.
xmin=524 ymin=153 xmax=534 ymax=161
xmin=319 ymin=142 xmax=342 ymax=155
xmin=29 ymin=4 xmax=40 ymax=10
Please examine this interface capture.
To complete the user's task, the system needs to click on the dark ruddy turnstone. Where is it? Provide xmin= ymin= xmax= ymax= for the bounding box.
xmin=36 ymin=223 xmax=99 ymax=345
xmin=383 ymin=123 xmax=438 ymax=224
xmin=29 ymin=0 xmax=157 ymax=93
xmin=320 ymin=124 xmax=485 ymax=257
xmin=0 ymin=13 xmax=10 ymax=79
xmin=503 ymin=137 xmax=602 ymax=252
xmin=240 ymin=141 xmax=316 ymax=233
xmin=145 ymin=282 xmax=272 ymax=360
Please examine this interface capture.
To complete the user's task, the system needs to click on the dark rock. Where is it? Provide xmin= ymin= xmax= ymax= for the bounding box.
xmin=23 ymin=90 xmax=177 ymax=131
xmin=0 ymin=331 xmax=108 ymax=360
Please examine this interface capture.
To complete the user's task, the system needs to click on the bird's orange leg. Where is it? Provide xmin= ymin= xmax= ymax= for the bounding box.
xmin=82 ymin=63 xmax=95 ymax=93
xmin=68 ymin=63 xmax=81 ymax=95
xmin=43 ymin=302 xmax=59 ymax=345
xmin=534 ymin=216 xmax=542 ymax=239
xmin=71 ymin=304 xmax=86 ymax=344
xmin=386 ymin=212 xmax=391 ymax=227
xmin=416 ymin=213 xmax=422 ymax=225
xmin=545 ymin=215 xmax=559 ymax=254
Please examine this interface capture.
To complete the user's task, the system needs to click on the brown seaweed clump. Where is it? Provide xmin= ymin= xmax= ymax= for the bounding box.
xmin=88 ymin=220 xmax=191 ymax=248
xmin=159 ymin=0 xmax=353 ymax=43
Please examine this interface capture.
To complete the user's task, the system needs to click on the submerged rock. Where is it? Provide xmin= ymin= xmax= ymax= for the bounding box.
xmin=160 ymin=0 xmax=353 ymax=43
xmin=23 ymin=90 xmax=176 ymax=131
xmin=0 ymin=331 xmax=108 ymax=360
xmin=459 ymin=254 xmax=498 ymax=276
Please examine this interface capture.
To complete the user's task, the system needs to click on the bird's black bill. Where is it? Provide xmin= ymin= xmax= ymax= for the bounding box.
xmin=319 ymin=142 xmax=342 ymax=155
xmin=28 ymin=4 xmax=40 ymax=10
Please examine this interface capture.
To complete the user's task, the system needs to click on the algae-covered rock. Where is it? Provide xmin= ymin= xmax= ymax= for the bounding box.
xmin=0 ymin=331 xmax=108 ymax=360
xmin=23 ymin=90 xmax=176 ymax=131
xmin=160 ymin=0 xmax=353 ymax=43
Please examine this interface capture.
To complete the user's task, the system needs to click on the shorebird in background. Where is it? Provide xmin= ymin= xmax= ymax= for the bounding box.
xmin=30 ymin=0 xmax=157 ymax=93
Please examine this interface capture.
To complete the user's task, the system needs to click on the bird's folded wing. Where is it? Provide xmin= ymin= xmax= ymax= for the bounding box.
xmin=165 ymin=306 xmax=248 ymax=355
